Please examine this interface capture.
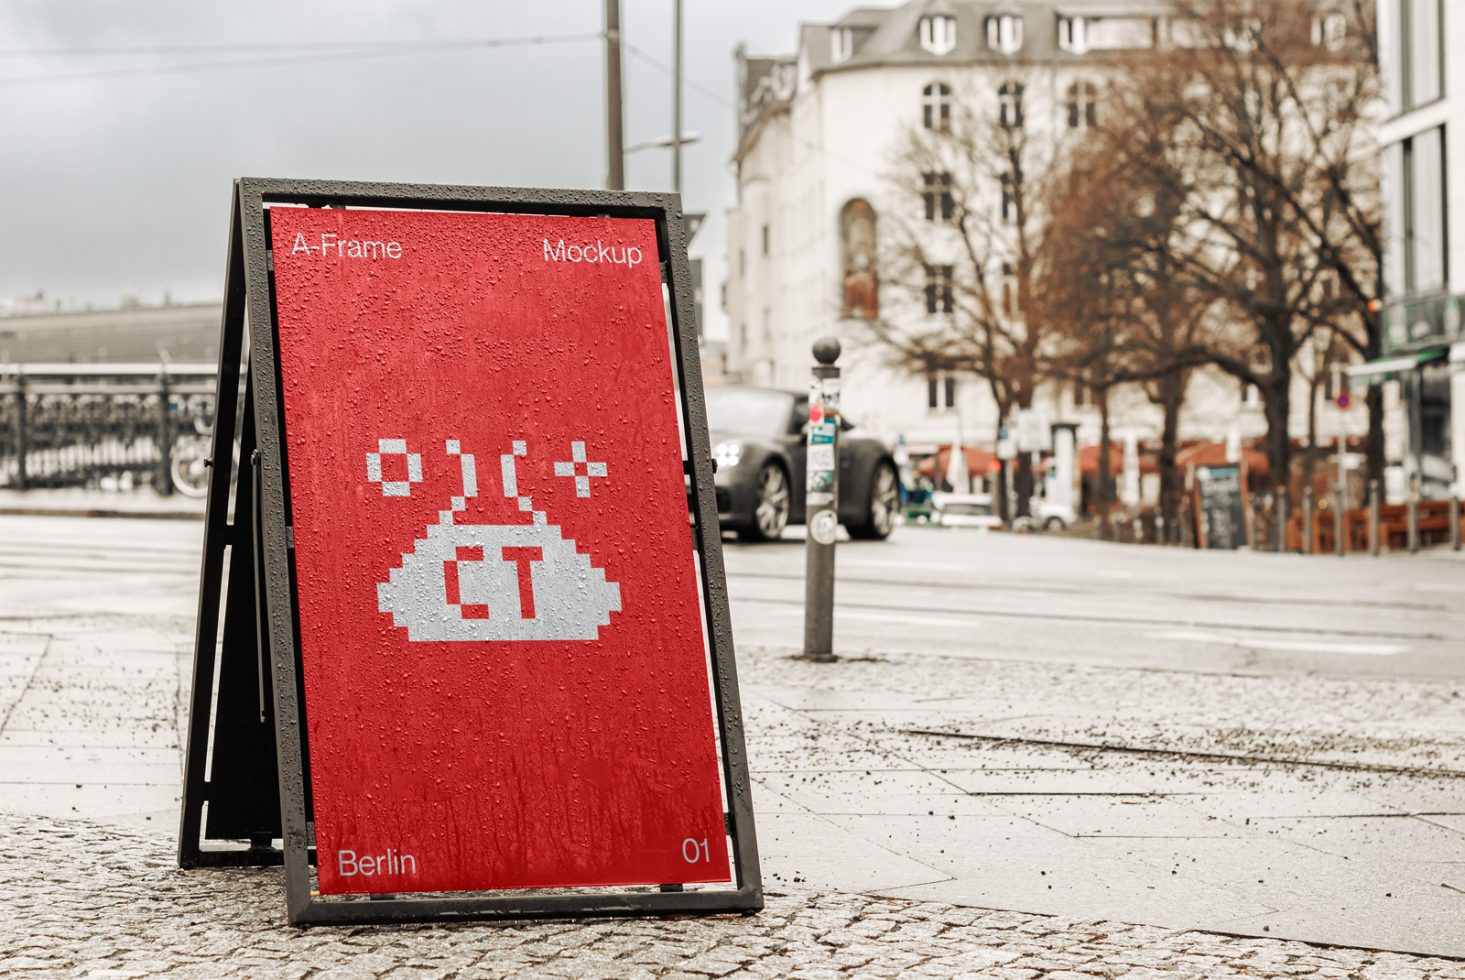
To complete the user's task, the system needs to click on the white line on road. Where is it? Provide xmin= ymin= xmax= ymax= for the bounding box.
xmin=839 ymin=559 xmax=967 ymax=572
xmin=735 ymin=601 xmax=981 ymax=629
xmin=1152 ymin=629 xmax=1409 ymax=657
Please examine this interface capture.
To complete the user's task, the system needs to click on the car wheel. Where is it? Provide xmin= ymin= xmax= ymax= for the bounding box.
xmin=1044 ymin=516 xmax=1066 ymax=532
xmin=849 ymin=461 xmax=899 ymax=541
xmin=738 ymin=462 xmax=790 ymax=542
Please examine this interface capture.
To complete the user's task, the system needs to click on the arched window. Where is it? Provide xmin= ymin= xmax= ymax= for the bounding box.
xmin=999 ymin=262 xmax=1018 ymax=317
xmin=1312 ymin=12 xmax=1346 ymax=51
xmin=1066 ymin=81 xmax=1098 ymax=129
xmin=839 ymin=199 xmax=879 ymax=319
xmin=831 ymin=27 xmax=854 ymax=63
xmin=998 ymin=81 xmax=1024 ymax=129
xmin=919 ymin=15 xmax=957 ymax=55
xmin=985 ymin=15 xmax=1024 ymax=54
xmin=922 ymin=82 xmax=952 ymax=131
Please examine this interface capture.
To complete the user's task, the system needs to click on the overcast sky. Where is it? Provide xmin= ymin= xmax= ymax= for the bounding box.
xmin=0 ymin=0 xmax=853 ymax=336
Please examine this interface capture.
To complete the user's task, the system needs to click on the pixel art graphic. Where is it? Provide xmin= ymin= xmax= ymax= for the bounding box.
xmin=371 ymin=437 xmax=621 ymax=641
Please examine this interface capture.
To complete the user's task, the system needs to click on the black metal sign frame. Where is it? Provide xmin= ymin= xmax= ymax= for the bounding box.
xmin=178 ymin=177 xmax=761 ymax=926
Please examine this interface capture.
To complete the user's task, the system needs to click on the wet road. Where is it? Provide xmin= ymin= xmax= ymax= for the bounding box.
xmin=721 ymin=525 xmax=1465 ymax=683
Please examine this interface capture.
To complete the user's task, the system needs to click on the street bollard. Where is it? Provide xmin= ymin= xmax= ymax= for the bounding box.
xmin=1368 ymin=479 xmax=1381 ymax=556
xmin=1334 ymin=474 xmax=1345 ymax=557
xmin=1453 ymin=466 xmax=1462 ymax=552
xmin=1302 ymin=487 xmax=1314 ymax=555
xmin=1274 ymin=487 xmax=1288 ymax=553
xmin=1407 ymin=473 xmax=1420 ymax=554
xmin=803 ymin=337 xmax=841 ymax=662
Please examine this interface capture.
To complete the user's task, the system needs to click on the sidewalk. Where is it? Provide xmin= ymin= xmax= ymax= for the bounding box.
xmin=1 ymin=514 xmax=1464 ymax=975
xmin=0 ymin=487 xmax=204 ymax=520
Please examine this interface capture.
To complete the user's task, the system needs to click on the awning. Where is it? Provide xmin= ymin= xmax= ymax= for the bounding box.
xmin=1346 ymin=348 xmax=1446 ymax=383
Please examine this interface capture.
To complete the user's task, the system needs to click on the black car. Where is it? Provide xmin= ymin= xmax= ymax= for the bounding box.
xmin=702 ymin=386 xmax=899 ymax=542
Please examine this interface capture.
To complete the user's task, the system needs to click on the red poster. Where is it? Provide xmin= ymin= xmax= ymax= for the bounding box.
xmin=268 ymin=207 xmax=730 ymax=895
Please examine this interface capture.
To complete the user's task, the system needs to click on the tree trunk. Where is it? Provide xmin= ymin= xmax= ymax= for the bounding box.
xmin=1097 ymin=386 xmax=1112 ymax=541
xmin=993 ymin=409 xmax=1010 ymax=524
xmin=1262 ymin=373 xmax=1292 ymax=497
xmin=1365 ymin=383 xmax=1385 ymax=503
xmin=1014 ymin=452 xmax=1034 ymax=520
xmin=1303 ymin=377 xmax=1320 ymax=500
xmin=1157 ymin=371 xmax=1184 ymax=545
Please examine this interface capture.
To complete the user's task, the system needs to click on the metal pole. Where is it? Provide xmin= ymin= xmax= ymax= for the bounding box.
xmin=1334 ymin=473 xmax=1345 ymax=556
xmin=157 ymin=371 xmax=174 ymax=496
xmin=11 ymin=375 xmax=27 ymax=491
xmin=1275 ymin=487 xmax=1288 ymax=553
xmin=1407 ymin=473 xmax=1420 ymax=554
xmin=672 ymin=0 xmax=683 ymax=195
xmin=1302 ymin=486 xmax=1314 ymax=555
xmin=1368 ymin=478 xmax=1381 ymax=556
xmin=604 ymin=0 xmax=625 ymax=191
xmin=803 ymin=337 xmax=841 ymax=662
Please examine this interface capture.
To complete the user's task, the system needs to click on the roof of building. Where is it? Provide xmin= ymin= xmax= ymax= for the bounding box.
xmin=0 ymin=302 xmax=222 ymax=364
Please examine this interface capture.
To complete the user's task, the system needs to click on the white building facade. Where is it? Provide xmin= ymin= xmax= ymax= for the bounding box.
xmin=724 ymin=0 xmax=1377 ymax=500
xmin=1374 ymin=0 xmax=1464 ymax=499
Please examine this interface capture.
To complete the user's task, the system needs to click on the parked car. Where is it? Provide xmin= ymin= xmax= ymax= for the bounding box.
xmin=1030 ymin=497 xmax=1078 ymax=531
xmin=934 ymin=492 xmax=1004 ymax=531
xmin=703 ymin=386 xmax=899 ymax=542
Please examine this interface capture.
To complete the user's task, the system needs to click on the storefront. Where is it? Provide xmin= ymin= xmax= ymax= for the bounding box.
xmin=1350 ymin=294 xmax=1465 ymax=500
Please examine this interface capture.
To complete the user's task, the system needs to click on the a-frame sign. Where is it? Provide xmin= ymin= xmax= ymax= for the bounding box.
xmin=178 ymin=178 xmax=761 ymax=926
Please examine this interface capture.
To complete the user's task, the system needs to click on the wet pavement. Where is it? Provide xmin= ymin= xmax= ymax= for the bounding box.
xmin=1 ymin=513 xmax=1464 ymax=974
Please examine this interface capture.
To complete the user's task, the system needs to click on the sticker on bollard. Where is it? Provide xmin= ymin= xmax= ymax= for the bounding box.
xmin=177 ymin=179 xmax=760 ymax=927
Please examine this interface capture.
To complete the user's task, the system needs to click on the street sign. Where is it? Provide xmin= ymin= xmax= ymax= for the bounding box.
xmin=1014 ymin=409 xmax=1052 ymax=454
xmin=178 ymin=178 xmax=760 ymax=926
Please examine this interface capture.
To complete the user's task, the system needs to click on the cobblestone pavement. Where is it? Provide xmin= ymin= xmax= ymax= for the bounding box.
xmin=4 ymin=516 xmax=1465 ymax=974
xmin=4 ymin=813 xmax=1464 ymax=979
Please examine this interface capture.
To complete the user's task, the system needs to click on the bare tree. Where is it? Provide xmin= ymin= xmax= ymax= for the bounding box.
xmin=1095 ymin=0 xmax=1382 ymax=492
xmin=870 ymin=70 xmax=1071 ymax=520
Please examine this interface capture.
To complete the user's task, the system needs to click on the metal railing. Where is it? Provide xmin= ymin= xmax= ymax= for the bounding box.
xmin=0 ymin=363 xmax=218 ymax=494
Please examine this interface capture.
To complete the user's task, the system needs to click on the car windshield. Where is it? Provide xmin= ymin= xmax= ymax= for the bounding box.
xmin=704 ymin=388 xmax=795 ymax=439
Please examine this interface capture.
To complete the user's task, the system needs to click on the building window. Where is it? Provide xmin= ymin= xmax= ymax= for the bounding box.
xmin=1386 ymin=0 xmax=1442 ymax=112
xmin=922 ymin=171 xmax=954 ymax=222
xmin=998 ymin=81 xmax=1024 ymax=129
xmin=925 ymin=264 xmax=954 ymax=314
xmin=922 ymin=82 xmax=952 ymax=131
xmin=919 ymin=15 xmax=957 ymax=55
xmin=739 ymin=248 xmax=746 ymax=276
xmin=1385 ymin=127 xmax=1448 ymax=299
xmin=927 ymin=372 xmax=958 ymax=410
xmin=985 ymin=15 xmax=1024 ymax=54
xmin=1000 ymin=170 xmax=1016 ymax=223
xmin=840 ymin=199 xmax=879 ymax=319
xmin=1087 ymin=16 xmax=1156 ymax=50
xmin=761 ymin=224 xmax=770 ymax=256
xmin=1067 ymin=81 xmax=1098 ymax=129
xmin=1073 ymin=379 xmax=1090 ymax=408
xmin=831 ymin=26 xmax=855 ymax=63
xmin=1311 ymin=12 xmax=1346 ymax=52
xmin=999 ymin=262 xmax=1017 ymax=317
xmin=1058 ymin=15 xmax=1088 ymax=53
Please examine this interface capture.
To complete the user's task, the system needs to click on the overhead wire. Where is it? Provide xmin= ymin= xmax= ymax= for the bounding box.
xmin=0 ymin=33 xmax=601 ymax=87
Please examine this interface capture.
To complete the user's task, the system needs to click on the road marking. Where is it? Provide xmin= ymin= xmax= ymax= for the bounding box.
xmin=1152 ymin=629 xmax=1409 ymax=657
xmin=841 ymin=559 xmax=966 ymax=572
xmin=729 ymin=600 xmax=979 ymax=629
xmin=832 ymin=609 xmax=982 ymax=628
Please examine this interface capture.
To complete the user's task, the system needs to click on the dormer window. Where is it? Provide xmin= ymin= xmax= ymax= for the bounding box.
xmin=1311 ymin=12 xmax=1346 ymax=52
xmin=831 ymin=26 xmax=855 ymax=63
xmin=985 ymin=15 xmax=1023 ymax=54
xmin=920 ymin=15 xmax=957 ymax=56
xmin=1058 ymin=15 xmax=1088 ymax=53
